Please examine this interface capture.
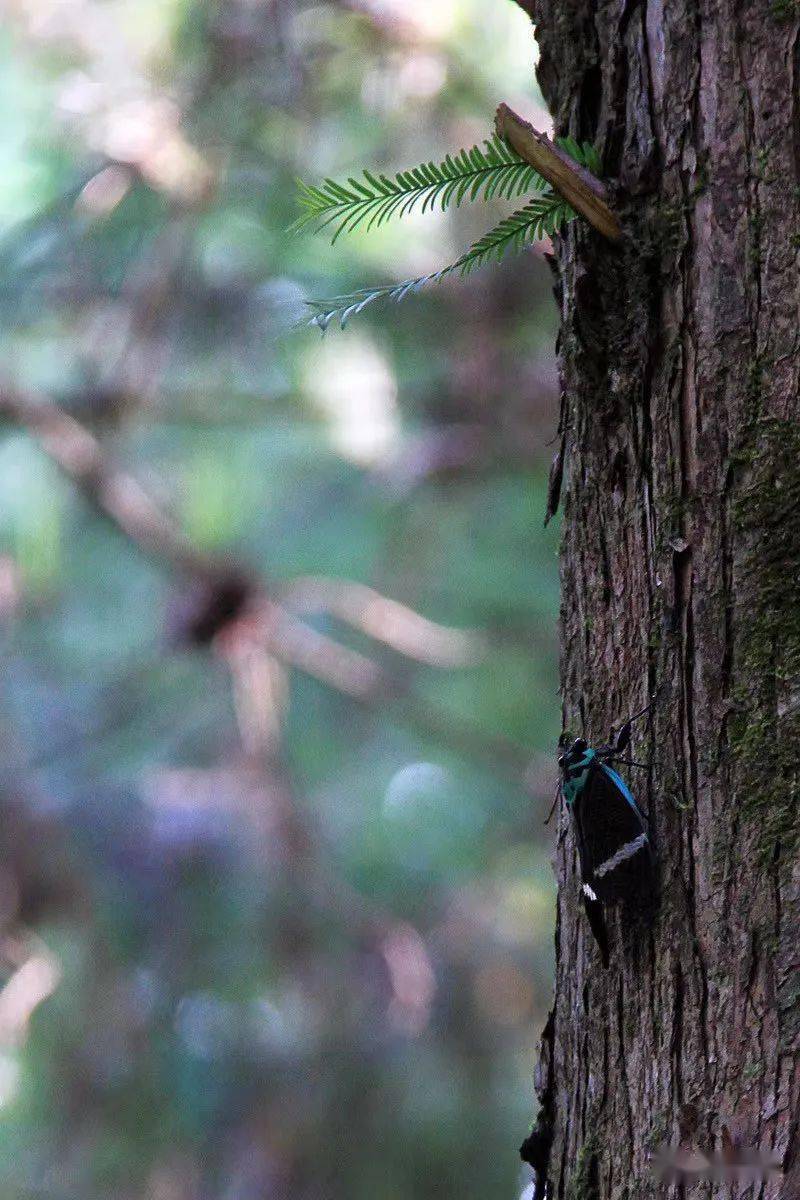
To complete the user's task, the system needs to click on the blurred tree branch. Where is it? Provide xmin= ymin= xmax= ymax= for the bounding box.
xmin=0 ymin=385 xmax=494 ymax=1035
xmin=0 ymin=385 xmax=533 ymax=782
xmin=281 ymin=576 xmax=484 ymax=667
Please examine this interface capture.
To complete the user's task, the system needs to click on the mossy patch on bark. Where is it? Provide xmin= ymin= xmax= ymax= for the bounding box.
xmin=730 ymin=417 xmax=800 ymax=867
xmin=565 ymin=1133 xmax=600 ymax=1200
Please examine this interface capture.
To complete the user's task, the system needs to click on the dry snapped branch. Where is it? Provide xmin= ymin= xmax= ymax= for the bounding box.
xmin=494 ymin=104 xmax=622 ymax=241
xmin=293 ymin=116 xmax=615 ymax=329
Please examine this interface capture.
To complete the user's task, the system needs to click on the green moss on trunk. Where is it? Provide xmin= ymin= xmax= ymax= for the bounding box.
xmin=730 ymin=418 xmax=800 ymax=866
xmin=566 ymin=1134 xmax=600 ymax=1200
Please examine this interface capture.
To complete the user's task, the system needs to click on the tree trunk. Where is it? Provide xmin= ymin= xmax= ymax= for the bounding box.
xmin=518 ymin=2 xmax=800 ymax=1197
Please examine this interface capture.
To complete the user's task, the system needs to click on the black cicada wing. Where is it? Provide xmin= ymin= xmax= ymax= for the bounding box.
xmin=581 ymin=890 xmax=609 ymax=967
xmin=572 ymin=760 xmax=652 ymax=904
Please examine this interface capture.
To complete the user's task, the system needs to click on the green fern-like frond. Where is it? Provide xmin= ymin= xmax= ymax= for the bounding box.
xmin=305 ymin=192 xmax=576 ymax=330
xmin=291 ymin=135 xmax=548 ymax=243
xmin=458 ymin=194 xmax=574 ymax=276
xmin=304 ymin=268 xmax=454 ymax=332
xmin=555 ymin=135 xmax=602 ymax=176
xmin=298 ymin=132 xmax=603 ymax=328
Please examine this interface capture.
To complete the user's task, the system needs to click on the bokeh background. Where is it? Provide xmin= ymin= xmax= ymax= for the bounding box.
xmin=0 ymin=2 xmax=563 ymax=1198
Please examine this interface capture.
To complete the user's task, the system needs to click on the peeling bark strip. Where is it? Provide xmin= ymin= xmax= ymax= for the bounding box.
xmin=494 ymin=103 xmax=622 ymax=241
xmin=519 ymin=1 xmax=800 ymax=1199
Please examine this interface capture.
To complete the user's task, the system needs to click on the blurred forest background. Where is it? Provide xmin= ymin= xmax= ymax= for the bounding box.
xmin=0 ymin=2 xmax=564 ymax=1198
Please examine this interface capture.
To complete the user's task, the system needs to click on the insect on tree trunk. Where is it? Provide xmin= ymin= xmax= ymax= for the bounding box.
xmin=513 ymin=2 xmax=800 ymax=1197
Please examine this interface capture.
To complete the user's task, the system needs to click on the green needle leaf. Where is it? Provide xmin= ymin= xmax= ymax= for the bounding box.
xmin=291 ymin=135 xmax=547 ymax=242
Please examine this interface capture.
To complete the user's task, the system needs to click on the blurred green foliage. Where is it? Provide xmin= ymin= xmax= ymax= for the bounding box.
xmin=0 ymin=3 xmax=561 ymax=1198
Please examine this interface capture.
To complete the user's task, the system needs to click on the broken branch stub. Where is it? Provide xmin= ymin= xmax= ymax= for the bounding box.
xmin=495 ymin=103 xmax=622 ymax=242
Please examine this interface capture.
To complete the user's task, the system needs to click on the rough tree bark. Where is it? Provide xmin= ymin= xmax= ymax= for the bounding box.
xmin=514 ymin=2 xmax=800 ymax=1197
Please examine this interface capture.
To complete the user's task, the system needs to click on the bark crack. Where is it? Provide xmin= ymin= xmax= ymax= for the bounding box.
xmin=615 ymin=983 xmax=636 ymax=1162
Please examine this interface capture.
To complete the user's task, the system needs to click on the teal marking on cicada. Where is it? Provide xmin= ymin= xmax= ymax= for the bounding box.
xmin=558 ymin=740 xmax=596 ymax=806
